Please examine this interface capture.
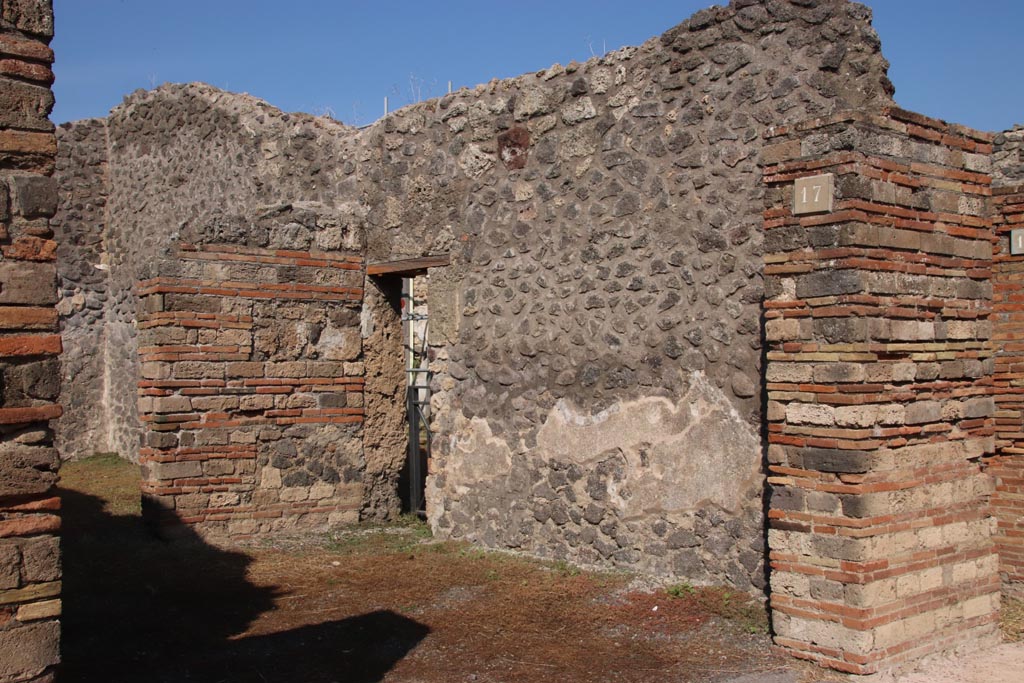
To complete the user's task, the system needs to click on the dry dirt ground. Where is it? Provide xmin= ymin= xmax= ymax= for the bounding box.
xmin=57 ymin=454 xmax=1022 ymax=683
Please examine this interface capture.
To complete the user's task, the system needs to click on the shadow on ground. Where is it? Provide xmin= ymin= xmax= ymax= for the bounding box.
xmin=59 ymin=486 xmax=428 ymax=682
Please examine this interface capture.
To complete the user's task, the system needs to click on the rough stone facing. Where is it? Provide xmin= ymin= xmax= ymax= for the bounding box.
xmin=52 ymin=118 xmax=108 ymax=459
xmin=403 ymin=0 xmax=894 ymax=590
xmin=992 ymin=125 xmax=1024 ymax=186
xmin=0 ymin=0 xmax=61 ymax=680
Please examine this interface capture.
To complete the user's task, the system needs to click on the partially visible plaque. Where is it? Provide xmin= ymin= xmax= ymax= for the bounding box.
xmin=1012 ymin=229 xmax=1024 ymax=256
xmin=793 ymin=173 xmax=834 ymax=215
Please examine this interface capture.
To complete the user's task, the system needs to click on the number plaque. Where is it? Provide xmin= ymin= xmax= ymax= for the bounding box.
xmin=793 ymin=173 xmax=833 ymax=215
xmin=1012 ymin=229 xmax=1024 ymax=256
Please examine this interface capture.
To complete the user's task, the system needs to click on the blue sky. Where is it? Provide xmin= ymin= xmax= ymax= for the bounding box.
xmin=51 ymin=1 xmax=1024 ymax=132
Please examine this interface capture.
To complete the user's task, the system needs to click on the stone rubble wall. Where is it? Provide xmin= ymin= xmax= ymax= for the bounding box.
xmin=992 ymin=125 xmax=1024 ymax=185
xmin=51 ymin=0 xmax=896 ymax=585
xmin=0 ymin=0 xmax=61 ymax=681
xmin=96 ymin=84 xmax=365 ymax=464
xmin=52 ymin=118 xmax=109 ymax=458
xmin=761 ymin=108 xmax=1000 ymax=674
xmin=368 ymin=0 xmax=895 ymax=589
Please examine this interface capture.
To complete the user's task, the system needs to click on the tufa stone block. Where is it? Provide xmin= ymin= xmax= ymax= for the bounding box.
xmin=904 ymin=400 xmax=943 ymax=425
xmin=9 ymin=175 xmax=57 ymax=218
xmin=0 ymin=541 xmax=18 ymax=588
xmin=150 ymin=460 xmax=203 ymax=481
xmin=0 ymin=261 xmax=57 ymax=305
xmin=0 ymin=620 xmax=59 ymax=679
xmin=795 ymin=269 xmax=862 ymax=299
xmin=0 ymin=445 xmax=58 ymax=497
xmin=19 ymin=536 xmax=59 ymax=583
xmin=799 ymin=448 xmax=875 ymax=474
xmin=0 ymin=79 xmax=54 ymax=131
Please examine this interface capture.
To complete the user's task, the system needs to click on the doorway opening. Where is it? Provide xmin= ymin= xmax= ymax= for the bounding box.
xmin=365 ymin=256 xmax=449 ymax=517
xmin=401 ymin=276 xmax=430 ymax=516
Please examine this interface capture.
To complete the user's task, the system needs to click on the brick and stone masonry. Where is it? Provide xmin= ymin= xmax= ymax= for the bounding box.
xmin=136 ymin=240 xmax=369 ymax=536
xmin=761 ymin=108 xmax=1000 ymax=673
xmin=53 ymin=0 xmax=898 ymax=588
xmin=989 ymin=139 xmax=1024 ymax=595
xmin=39 ymin=0 xmax=1024 ymax=676
xmin=0 ymin=0 xmax=61 ymax=681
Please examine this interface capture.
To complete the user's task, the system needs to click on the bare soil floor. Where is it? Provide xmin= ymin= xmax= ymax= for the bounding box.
xmin=58 ymin=455 xmax=1021 ymax=683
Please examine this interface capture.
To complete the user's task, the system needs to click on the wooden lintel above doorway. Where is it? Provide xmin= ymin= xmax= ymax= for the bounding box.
xmin=366 ymin=254 xmax=450 ymax=277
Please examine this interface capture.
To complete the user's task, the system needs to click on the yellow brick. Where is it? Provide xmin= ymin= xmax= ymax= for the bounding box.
xmin=15 ymin=599 xmax=60 ymax=622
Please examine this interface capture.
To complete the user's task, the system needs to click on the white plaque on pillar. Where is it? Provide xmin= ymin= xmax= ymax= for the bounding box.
xmin=1011 ymin=229 xmax=1024 ymax=255
xmin=793 ymin=173 xmax=834 ymax=215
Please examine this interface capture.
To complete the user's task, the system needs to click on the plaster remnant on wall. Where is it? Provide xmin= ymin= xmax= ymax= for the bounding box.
xmin=536 ymin=372 xmax=761 ymax=516
xmin=444 ymin=414 xmax=514 ymax=497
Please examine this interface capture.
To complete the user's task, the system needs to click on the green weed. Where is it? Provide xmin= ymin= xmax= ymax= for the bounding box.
xmin=552 ymin=559 xmax=581 ymax=577
xmin=666 ymin=582 xmax=695 ymax=598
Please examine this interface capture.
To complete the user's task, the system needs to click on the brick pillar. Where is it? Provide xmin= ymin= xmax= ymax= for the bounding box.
xmin=990 ymin=183 xmax=1024 ymax=594
xmin=762 ymin=109 xmax=1000 ymax=674
xmin=136 ymin=241 xmax=367 ymax=537
xmin=0 ymin=1 xmax=61 ymax=681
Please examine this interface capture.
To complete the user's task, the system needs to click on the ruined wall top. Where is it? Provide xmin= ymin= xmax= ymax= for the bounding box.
xmin=994 ymin=124 xmax=1024 ymax=187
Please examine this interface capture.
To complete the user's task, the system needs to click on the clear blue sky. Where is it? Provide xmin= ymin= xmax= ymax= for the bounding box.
xmin=51 ymin=1 xmax=1024 ymax=132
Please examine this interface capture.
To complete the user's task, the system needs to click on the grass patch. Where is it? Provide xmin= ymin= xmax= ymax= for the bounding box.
xmin=666 ymin=582 xmax=695 ymax=598
xmin=324 ymin=514 xmax=436 ymax=556
xmin=667 ymin=584 xmax=770 ymax=634
xmin=1002 ymin=595 xmax=1024 ymax=642
xmin=551 ymin=559 xmax=582 ymax=577
xmin=59 ymin=453 xmax=140 ymax=517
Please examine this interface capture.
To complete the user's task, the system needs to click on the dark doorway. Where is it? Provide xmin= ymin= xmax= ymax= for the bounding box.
xmin=401 ymin=275 xmax=431 ymax=516
xmin=365 ymin=255 xmax=448 ymax=516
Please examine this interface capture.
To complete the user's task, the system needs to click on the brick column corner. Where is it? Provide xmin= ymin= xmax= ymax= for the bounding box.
xmin=761 ymin=108 xmax=1000 ymax=674
xmin=0 ymin=1 xmax=62 ymax=681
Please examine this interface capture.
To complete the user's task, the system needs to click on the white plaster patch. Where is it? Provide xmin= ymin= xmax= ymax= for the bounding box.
xmin=444 ymin=414 xmax=514 ymax=497
xmin=317 ymin=323 xmax=361 ymax=361
xmin=536 ymin=372 xmax=761 ymax=516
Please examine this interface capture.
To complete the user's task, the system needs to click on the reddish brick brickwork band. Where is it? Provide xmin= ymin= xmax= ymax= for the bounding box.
xmin=0 ymin=0 xmax=60 ymax=680
xmin=762 ymin=108 xmax=1001 ymax=674
xmin=136 ymin=242 xmax=368 ymax=537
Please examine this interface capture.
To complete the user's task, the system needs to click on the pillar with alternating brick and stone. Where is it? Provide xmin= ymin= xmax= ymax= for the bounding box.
xmin=762 ymin=108 xmax=1001 ymax=674
xmin=0 ymin=1 xmax=61 ymax=680
xmin=989 ymin=182 xmax=1024 ymax=594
